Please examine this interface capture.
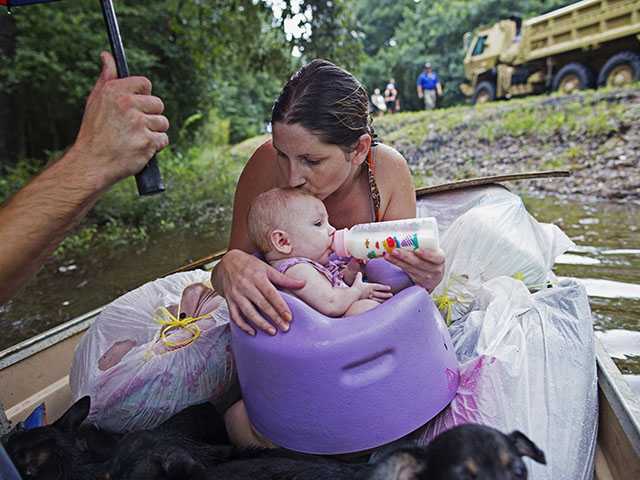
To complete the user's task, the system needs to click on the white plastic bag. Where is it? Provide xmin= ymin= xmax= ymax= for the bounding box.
xmin=70 ymin=271 xmax=235 ymax=432
xmin=418 ymin=277 xmax=598 ymax=480
xmin=420 ymin=187 xmax=574 ymax=323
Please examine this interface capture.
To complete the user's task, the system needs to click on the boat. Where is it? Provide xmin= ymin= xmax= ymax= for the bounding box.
xmin=1 ymin=174 xmax=639 ymax=479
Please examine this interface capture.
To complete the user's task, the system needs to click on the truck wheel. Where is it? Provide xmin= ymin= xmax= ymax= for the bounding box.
xmin=597 ymin=51 xmax=640 ymax=87
xmin=552 ymin=63 xmax=594 ymax=93
xmin=472 ymin=81 xmax=496 ymax=104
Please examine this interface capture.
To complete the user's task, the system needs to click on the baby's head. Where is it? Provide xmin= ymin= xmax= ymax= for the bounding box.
xmin=248 ymin=188 xmax=335 ymax=263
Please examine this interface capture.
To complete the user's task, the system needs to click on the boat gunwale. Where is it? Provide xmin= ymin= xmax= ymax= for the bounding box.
xmin=596 ymin=338 xmax=640 ymax=456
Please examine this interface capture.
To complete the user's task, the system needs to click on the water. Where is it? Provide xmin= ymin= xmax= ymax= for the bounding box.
xmin=523 ymin=196 xmax=640 ymax=393
xmin=1 ymin=196 xmax=638 ymax=394
xmin=0 ymin=226 xmax=230 ymax=351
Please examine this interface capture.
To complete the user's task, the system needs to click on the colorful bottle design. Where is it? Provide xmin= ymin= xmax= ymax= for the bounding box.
xmin=332 ymin=217 xmax=439 ymax=260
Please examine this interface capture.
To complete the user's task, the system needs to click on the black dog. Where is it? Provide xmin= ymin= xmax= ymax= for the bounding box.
xmin=3 ymin=396 xmax=120 ymax=480
xmin=3 ymin=397 xmax=230 ymax=480
xmin=107 ymin=423 xmax=546 ymax=480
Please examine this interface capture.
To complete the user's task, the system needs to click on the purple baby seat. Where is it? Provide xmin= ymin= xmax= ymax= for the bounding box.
xmin=231 ymin=264 xmax=460 ymax=455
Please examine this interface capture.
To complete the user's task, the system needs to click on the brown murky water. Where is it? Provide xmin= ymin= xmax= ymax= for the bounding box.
xmin=1 ymin=196 xmax=638 ymax=393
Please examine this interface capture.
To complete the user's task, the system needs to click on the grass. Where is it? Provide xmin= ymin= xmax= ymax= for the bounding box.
xmin=377 ymin=83 xmax=637 ymax=149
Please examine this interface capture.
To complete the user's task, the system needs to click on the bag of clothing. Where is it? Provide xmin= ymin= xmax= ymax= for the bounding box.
xmin=417 ymin=277 xmax=598 ymax=480
xmin=70 ymin=271 xmax=235 ymax=432
xmin=419 ymin=186 xmax=574 ymax=324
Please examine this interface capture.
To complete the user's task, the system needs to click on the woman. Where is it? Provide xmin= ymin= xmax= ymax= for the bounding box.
xmin=212 ymin=59 xmax=445 ymax=336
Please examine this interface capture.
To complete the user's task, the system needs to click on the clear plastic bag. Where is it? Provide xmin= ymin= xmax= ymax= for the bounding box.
xmin=419 ymin=186 xmax=574 ymax=323
xmin=70 ymin=271 xmax=235 ymax=432
xmin=417 ymin=277 xmax=598 ymax=480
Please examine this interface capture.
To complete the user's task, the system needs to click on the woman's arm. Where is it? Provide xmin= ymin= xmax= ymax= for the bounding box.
xmin=211 ymin=141 xmax=305 ymax=335
xmin=375 ymin=145 xmax=445 ymax=292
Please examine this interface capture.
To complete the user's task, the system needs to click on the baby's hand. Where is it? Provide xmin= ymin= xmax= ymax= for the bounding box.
xmin=340 ymin=257 xmax=363 ymax=286
xmin=352 ymin=272 xmax=393 ymax=303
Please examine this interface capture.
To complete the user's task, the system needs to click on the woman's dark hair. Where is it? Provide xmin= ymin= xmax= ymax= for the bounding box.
xmin=271 ymin=59 xmax=375 ymax=151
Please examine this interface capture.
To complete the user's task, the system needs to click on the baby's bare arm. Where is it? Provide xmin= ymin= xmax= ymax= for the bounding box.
xmin=285 ymin=264 xmax=392 ymax=317
xmin=284 ymin=264 xmax=364 ymax=317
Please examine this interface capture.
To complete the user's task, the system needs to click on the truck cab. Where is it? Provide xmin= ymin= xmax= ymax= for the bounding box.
xmin=460 ymin=18 xmax=522 ymax=103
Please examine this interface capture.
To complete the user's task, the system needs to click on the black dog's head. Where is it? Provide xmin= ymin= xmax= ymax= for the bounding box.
xmin=3 ymin=396 xmax=118 ymax=480
xmin=371 ymin=424 xmax=546 ymax=480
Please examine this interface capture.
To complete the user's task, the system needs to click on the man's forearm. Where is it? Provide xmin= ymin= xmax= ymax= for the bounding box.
xmin=0 ymin=147 xmax=106 ymax=303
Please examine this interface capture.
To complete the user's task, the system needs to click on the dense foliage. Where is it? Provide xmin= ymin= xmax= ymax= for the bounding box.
xmin=356 ymin=0 xmax=576 ymax=110
xmin=0 ymin=0 xmax=588 ymax=256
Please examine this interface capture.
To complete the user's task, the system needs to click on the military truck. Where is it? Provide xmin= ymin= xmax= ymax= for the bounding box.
xmin=460 ymin=0 xmax=640 ymax=104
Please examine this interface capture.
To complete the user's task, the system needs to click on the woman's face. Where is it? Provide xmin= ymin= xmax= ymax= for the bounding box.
xmin=272 ymin=122 xmax=365 ymax=200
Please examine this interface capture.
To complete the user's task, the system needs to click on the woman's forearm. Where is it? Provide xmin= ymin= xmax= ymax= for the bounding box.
xmin=211 ymin=260 xmax=226 ymax=297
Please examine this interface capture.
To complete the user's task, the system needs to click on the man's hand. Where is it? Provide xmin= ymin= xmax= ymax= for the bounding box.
xmin=70 ymin=52 xmax=170 ymax=191
xmin=0 ymin=52 xmax=170 ymax=304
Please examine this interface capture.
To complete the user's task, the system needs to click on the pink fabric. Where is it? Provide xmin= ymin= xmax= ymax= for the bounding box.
xmin=415 ymin=355 xmax=494 ymax=445
xmin=274 ymin=257 xmax=348 ymax=287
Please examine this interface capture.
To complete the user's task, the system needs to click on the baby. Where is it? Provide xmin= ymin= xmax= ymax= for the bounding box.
xmin=247 ymin=187 xmax=392 ymax=317
xmin=225 ymin=187 xmax=393 ymax=449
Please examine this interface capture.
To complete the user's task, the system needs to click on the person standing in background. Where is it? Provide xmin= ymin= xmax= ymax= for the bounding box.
xmin=416 ymin=62 xmax=442 ymax=110
xmin=370 ymin=88 xmax=387 ymax=117
xmin=384 ymin=79 xmax=398 ymax=114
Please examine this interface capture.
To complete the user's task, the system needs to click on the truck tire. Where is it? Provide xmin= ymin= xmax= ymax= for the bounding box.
xmin=552 ymin=63 xmax=594 ymax=93
xmin=472 ymin=81 xmax=496 ymax=104
xmin=597 ymin=51 xmax=640 ymax=87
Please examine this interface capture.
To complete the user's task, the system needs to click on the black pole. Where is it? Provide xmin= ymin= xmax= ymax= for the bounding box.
xmin=100 ymin=0 xmax=164 ymax=196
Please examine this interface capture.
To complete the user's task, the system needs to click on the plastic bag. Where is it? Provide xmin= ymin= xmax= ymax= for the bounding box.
xmin=70 ymin=271 xmax=235 ymax=432
xmin=420 ymin=187 xmax=574 ymax=323
xmin=417 ymin=277 xmax=597 ymax=480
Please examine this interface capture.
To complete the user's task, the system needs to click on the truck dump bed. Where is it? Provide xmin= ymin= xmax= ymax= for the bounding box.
xmin=520 ymin=0 xmax=640 ymax=64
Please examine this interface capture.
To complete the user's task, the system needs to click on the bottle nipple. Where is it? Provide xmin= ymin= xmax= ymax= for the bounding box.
xmin=332 ymin=229 xmax=349 ymax=257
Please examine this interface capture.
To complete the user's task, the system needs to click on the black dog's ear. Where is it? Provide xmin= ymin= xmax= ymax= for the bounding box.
xmin=370 ymin=450 xmax=426 ymax=480
xmin=53 ymin=396 xmax=91 ymax=433
xmin=509 ymin=431 xmax=546 ymax=464
xmin=160 ymin=450 xmax=207 ymax=480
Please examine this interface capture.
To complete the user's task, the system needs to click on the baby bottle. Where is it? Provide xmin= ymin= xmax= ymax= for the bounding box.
xmin=332 ymin=217 xmax=439 ymax=260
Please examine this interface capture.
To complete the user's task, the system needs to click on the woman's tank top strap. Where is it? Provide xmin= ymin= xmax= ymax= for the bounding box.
xmin=365 ymin=148 xmax=382 ymax=222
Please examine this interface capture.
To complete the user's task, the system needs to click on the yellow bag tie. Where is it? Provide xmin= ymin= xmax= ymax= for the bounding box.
xmin=433 ymin=274 xmax=474 ymax=326
xmin=434 ymin=293 xmax=454 ymax=326
xmin=154 ymin=306 xmax=209 ymax=348
xmin=512 ymin=271 xmax=554 ymax=291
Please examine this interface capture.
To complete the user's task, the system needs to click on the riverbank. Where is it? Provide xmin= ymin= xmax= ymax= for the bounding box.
xmin=2 ymin=86 xmax=638 ymax=263
xmin=375 ymin=86 xmax=640 ymax=202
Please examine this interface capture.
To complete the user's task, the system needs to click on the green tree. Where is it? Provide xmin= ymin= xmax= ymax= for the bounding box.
xmin=357 ymin=0 xmax=575 ymax=110
xmin=0 ymin=0 xmax=294 ymax=163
